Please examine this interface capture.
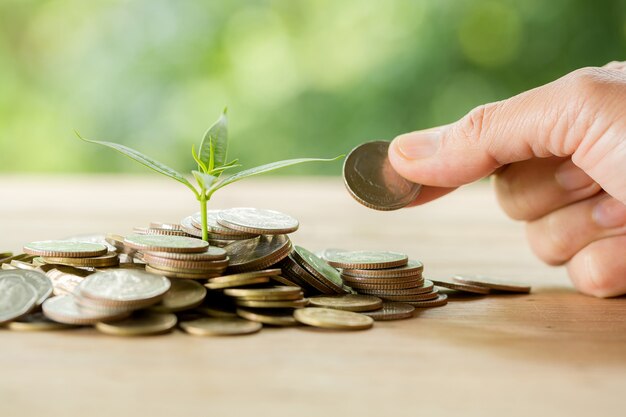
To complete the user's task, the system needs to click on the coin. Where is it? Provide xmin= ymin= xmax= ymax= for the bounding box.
xmin=292 ymin=246 xmax=347 ymax=293
xmin=134 ymin=227 xmax=188 ymax=237
xmin=42 ymin=295 xmax=131 ymax=325
xmin=431 ymin=277 xmax=491 ymax=294
xmin=23 ymin=241 xmax=108 ymax=258
xmin=191 ymin=210 xmax=258 ymax=238
xmin=343 ymin=141 xmax=422 ymax=211
xmin=324 ymin=250 xmax=408 ymax=269
xmin=406 ymin=293 xmax=448 ymax=308
xmin=143 ymin=246 xmax=227 ymax=261
xmin=224 ymin=286 xmax=303 ymax=301
xmin=149 ymin=222 xmax=182 ymax=231
xmin=78 ymin=269 xmax=171 ymax=307
xmin=361 ymin=302 xmax=415 ymax=321
xmin=235 ymin=298 xmax=308 ymax=309
xmin=42 ymin=252 xmax=120 ymax=268
xmin=150 ymin=279 xmax=207 ymax=313
xmin=225 ymin=235 xmax=292 ymax=272
xmin=278 ymin=255 xmax=336 ymax=295
xmin=6 ymin=312 xmax=74 ymax=331
xmin=452 ymin=275 xmax=531 ymax=293
xmin=236 ymin=308 xmax=299 ymax=326
xmin=216 ymin=207 xmax=299 ymax=235
xmin=375 ymin=289 xmax=439 ymax=302
xmin=341 ymin=260 xmax=424 ymax=278
xmin=145 ymin=265 xmax=220 ymax=280
xmin=340 ymin=273 xmax=423 ymax=285
xmin=195 ymin=305 xmax=238 ymax=318
xmin=0 ymin=275 xmax=38 ymax=323
xmin=0 ymin=269 xmax=52 ymax=305
xmin=179 ymin=215 xmax=204 ymax=238
xmin=95 ymin=312 xmax=178 ymax=336
xmin=355 ymin=280 xmax=434 ymax=296
xmin=180 ymin=317 xmax=262 ymax=336
xmin=142 ymin=254 xmax=228 ymax=271
xmin=294 ymin=307 xmax=374 ymax=330
xmin=124 ymin=234 xmax=209 ymax=254
xmin=270 ymin=275 xmax=300 ymax=287
xmin=205 ymin=276 xmax=271 ymax=290
xmin=209 ymin=269 xmax=281 ymax=282
xmin=308 ymin=294 xmax=383 ymax=312
xmin=346 ymin=279 xmax=424 ymax=291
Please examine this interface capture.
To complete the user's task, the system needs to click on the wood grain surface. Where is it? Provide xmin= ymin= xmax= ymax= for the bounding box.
xmin=1 ymin=176 xmax=624 ymax=417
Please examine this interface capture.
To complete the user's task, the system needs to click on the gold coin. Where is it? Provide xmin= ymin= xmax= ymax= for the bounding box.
xmin=23 ymin=241 xmax=109 ymax=258
xmin=145 ymin=265 xmax=220 ymax=280
xmin=270 ymin=275 xmax=300 ymax=287
xmin=341 ymin=259 xmax=424 ymax=278
xmin=292 ymin=246 xmax=347 ymax=294
xmin=278 ymin=255 xmax=336 ymax=295
xmin=236 ymin=308 xmax=298 ymax=326
xmin=0 ymin=252 xmax=13 ymax=261
xmin=431 ymin=277 xmax=490 ymax=294
xmin=361 ymin=302 xmax=415 ymax=321
xmin=150 ymin=279 xmax=207 ymax=313
xmin=375 ymin=289 xmax=439 ymax=302
xmin=143 ymin=254 xmax=229 ymax=271
xmin=355 ymin=280 xmax=434 ymax=296
xmin=42 ymin=252 xmax=120 ymax=268
xmin=235 ymin=298 xmax=308 ymax=309
xmin=225 ymin=235 xmax=292 ymax=273
xmin=42 ymin=295 xmax=131 ymax=325
xmin=307 ymin=294 xmax=383 ymax=312
xmin=204 ymin=276 xmax=270 ymax=290
xmin=195 ymin=306 xmax=238 ymax=318
xmin=224 ymin=286 xmax=303 ymax=300
xmin=452 ymin=275 xmax=531 ymax=293
xmin=324 ymin=250 xmax=408 ymax=270
xmin=95 ymin=312 xmax=177 ymax=336
xmin=180 ymin=317 xmax=262 ymax=336
xmin=123 ymin=234 xmax=209 ymax=254
xmin=143 ymin=246 xmax=227 ymax=261
xmin=208 ymin=269 xmax=281 ymax=283
xmin=406 ymin=293 xmax=448 ymax=308
xmin=346 ymin=279 xmax=424 ymax=291
xmin=294 ymin=307 xmax=373 ymax=330
xmin=7 ymin=312 xmax=74 ymax=331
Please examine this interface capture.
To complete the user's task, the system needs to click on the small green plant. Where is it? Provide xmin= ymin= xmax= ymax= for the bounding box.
xmin=76 ymin=108 xmax=341 ymax=241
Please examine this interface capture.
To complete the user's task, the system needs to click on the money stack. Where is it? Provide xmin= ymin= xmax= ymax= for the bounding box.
xmin=23 ymin=241 xmax=120 ymax=269
xmin=325 ymin=250 xmax=449 ymax=308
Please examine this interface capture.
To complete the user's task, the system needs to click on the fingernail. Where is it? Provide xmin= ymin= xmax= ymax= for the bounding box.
xmin=555 ymin=159 xmax=595 ymax=191
xmin=593 ymin=197 xmax=626 ymax=228
xmin=394 ymin=130 xmax=441 ymax=160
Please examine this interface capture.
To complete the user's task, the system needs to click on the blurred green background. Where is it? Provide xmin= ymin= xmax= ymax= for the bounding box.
xmin=1 ymin=0 xmax=624 ymax=174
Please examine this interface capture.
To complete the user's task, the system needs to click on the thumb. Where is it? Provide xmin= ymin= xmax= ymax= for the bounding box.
xmin=387 ymin=67 xmax=626 ymax=204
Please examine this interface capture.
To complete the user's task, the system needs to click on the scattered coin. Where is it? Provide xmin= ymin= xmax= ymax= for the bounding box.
xmin=6 ymin=312 xmax=74 ymax=331
xmin=23 ymin=240 xmax=108 ymax=258
xmin=374 ymin=288 xmax=439 ymax=302
xmin=235 ymin=298 xmax=308 ymax=309
xmin=0 ymin=269 xmax=53 ymax=306
xmin=42 ymin=251 xmax=120 ymax=268
xmin=341 ymin=259 xmax=424 ymax=279
xmin=294 ymin=307 xmax=374 ymax=330
xmin=145 ymin=265 xmax=220 ymax=280
xmin=431 ymin=277 xmax=491 ymax=294
xmin=205 ymin=276 xmax=270 ymax=290
xmin=95 ymin=312 xmax=178 ymax=336
xmin=308 ymin=294 xmax=383 ymax=312
xmin=324 ymin=250 xmax=408 ymax=269
xmin=452 ymin=275 xmax=531 ymax=293
xmin=278 ymin=255 xmax=336 ymax=295
xmin=42 ymin=295 xmax=131 ymax=325
xmin=180 ymin=317 xmax=262 ymax=336
xmin=292 ymin=246 xmax=348 ymax=293
xmin=224 ymin=286 xmax=303 ymax=301
xmin=217 ymin=207 xmax=299 ymax=235
xmin=150 ymin=279 xmax=207 ymax=313
xmin=143 ymin=246 xmax=227 ymax=261
xmin=191 ymin=210 xmax=258 ymax=238
xmin=123 ymin=234 xmax=209 ymax=253
xmin=236 ymin=308 xmax=299 ymax=326
xmin=149 ymin=222 xmax=183 ymax=231
xmin=406 ymin=293 xmax=448 ymax=308
xmin=361 ymin=303 xmax=416 ymax=321
xmin=0 ymin=275 xmax=38 ymax=324
xmin=225 ymin=235 xmax=292 ymax=272
xmin=343 ymin=140 xmax=422 ymax=211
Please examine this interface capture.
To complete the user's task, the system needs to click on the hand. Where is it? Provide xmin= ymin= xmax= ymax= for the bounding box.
xmin=387 ymin=62 xmax=626 ymax=298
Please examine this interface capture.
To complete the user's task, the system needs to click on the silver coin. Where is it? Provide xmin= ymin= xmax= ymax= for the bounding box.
xmin=191 ymin=210 xmax=257 ymax=237
xmin=42 ymin=295 xmax=131 ymax=325
xmin=78 ymin=269 xmax=171 ymax=303
xmin=343 ymin=141 xmax=422 ymax=211
xmin=0 ymin=275 xmax=38 ymax=323
xmin=0 ymin=269 xmax=53 ymax=305
xmin=217 ymin=207 xmax=299 ymax=235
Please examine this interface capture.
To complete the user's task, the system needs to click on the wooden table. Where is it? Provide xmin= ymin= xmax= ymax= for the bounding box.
xmin=1 ymin=176 xmax=625 ymax=417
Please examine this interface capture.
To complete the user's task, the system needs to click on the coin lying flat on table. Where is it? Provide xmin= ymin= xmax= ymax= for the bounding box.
xmin=361 ymin=302 xmax=416 ymax=321
xmin=343 ymin=140 xmax=422 ymax=211
xmin=150 ymin=279 xmax=207 ymax=313
xmin=217 ymin=207 xmax=299 ymax=235
xmin=406 ymin=293 xmax=448 ymax=308
xmin=180 ymin=317 xmax=262 ymax=336
xmin=431 ymin=277 xmax=491 ymax=294
xmin=23 ymin=241 xmax=108 ymax=258
xmin=452 ymin=275 xmax=531 ymax=293
xmin=42 ymin=251 xmax=120 ymax=268
xmin=236 ymin=308 xmax=299 ymax=326
xmin=342 ymin=259 xmax=424 ymax=279
xmin=294 ymin=307 xmax=374 ymax=330
xmin=324 ymin=250 xmax=408 ymax=269
xmin=6 ymin=312 xmax=74 ymax=331
xmin=0 ymin=275 xmax=38 ymax=323
xmin=42 ymin=295 xmax=131 ymax=325
xmin=308 ymin=294 xmax=383 ymax=312
xmin=224 ymin=286 xmax=303 ymax=301
xmin=235 ymin=298 xmax=308 ymax=309
xmin=123 ymin=234 xmax=209 ymax=254
xmin=95 ymin=312 xmax=178 ymax=336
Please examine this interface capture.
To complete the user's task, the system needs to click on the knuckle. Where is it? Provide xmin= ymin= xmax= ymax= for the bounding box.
xmin=456 ymin=103 xmax=500 ymax=149
xmin=569 ymin=252 xmax=617 ymax=298
xmin=526 ymin=217 xmax=571 ymax=266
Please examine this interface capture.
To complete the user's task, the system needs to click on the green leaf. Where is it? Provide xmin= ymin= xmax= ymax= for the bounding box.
xmin=199 ymin=108 xmax=228 ymax=170
xmin=192 ymin=170 xmax=217 ymax=191
xmin=191 ymin=144 xmax=209 ymax=173
xmin=209 ymin=156 xmax=343 ymax=193
xmin=76 ymin=132 xmax=199 ymax=197
xmin=209 ymin=159 xmax=241 ymax=176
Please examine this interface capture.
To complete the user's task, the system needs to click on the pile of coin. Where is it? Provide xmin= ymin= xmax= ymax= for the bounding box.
xmin=1 ymin=206 xmax=532 ymax=337
xmin=323 ymin=250 xmax=448 ymax=308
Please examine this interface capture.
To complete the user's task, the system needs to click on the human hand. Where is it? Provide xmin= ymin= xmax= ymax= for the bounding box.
xmin=387 ymin=62 xmax=626 ymax=297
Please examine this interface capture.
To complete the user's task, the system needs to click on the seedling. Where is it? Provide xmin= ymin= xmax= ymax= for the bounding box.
xmin=77 ymin=108 xmax=341 ymax=241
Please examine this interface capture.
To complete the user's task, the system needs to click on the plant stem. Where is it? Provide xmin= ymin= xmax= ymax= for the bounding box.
xmin=200 ymin=194 xmax=209 ymax=242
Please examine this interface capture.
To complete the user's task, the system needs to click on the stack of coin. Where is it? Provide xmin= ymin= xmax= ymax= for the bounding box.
xmin=23 ymin=240 xmax=120 ymax=270
xmin=122 ymin=234 xmax=229 ymax=279
xmin=324 ymin=250 xmax=448 ymax=308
